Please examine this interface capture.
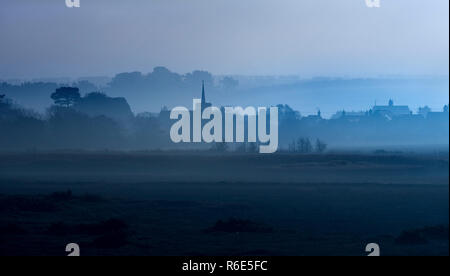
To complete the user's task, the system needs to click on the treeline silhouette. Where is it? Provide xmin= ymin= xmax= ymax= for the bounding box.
xmin=0 ymin=67 xmax=242 ymax=113
xmin=1 ymin=81 xmax=449 ymax=152
xmin=0 ymin=89 xmax=166 ymax=151
xmin=2 ymin=67 xmax=448 ymax=116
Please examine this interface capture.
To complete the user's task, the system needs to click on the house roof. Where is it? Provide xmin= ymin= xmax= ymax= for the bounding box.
xmin=372 ymin=105 xmax=411 ymax=116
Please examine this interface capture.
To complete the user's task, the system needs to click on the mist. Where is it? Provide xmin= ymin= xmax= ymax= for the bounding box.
xmin=0 ymin=0 xmax=448 ymax=78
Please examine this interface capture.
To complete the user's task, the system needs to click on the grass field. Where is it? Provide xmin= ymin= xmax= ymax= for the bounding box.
xmin=0 ymin=152 xmax=448 ymax=256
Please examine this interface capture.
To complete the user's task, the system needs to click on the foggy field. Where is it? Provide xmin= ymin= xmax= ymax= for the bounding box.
xmin=0 ymin=151 xmax=448 ymax=184
xmin=1 ymin=0 xmax=448 ymax=259
xmin=0 ymin=152 xmax=448 ymax=256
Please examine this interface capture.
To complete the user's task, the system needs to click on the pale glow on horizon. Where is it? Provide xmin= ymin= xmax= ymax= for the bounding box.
xmin=0 ymin=0 xmax=448 ymax=79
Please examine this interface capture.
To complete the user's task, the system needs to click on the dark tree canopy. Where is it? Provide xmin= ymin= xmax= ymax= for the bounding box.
xmin=51 ymin=87 xmax=81 ymax=107
xmin=73 ymin=92 xmax=134 ymax=123
xmin=0 ymin=94 xmax=7 ymax=106
xmin=220 ymin=76 xmax=239 ymax=90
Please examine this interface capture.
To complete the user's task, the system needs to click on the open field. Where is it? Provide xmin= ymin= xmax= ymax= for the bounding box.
xmin=0 ymin=152 xmax=448 ymax=256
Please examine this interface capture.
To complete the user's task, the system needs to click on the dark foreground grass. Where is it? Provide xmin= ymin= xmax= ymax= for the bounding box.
xmin=0 ymin=152 xmax=448 ymax=256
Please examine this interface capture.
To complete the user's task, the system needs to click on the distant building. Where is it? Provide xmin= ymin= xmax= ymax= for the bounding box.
xmin=303 ymin=109 xmax=323 ymax=123
xmin=371 ymin=99 xmax=411 ymax=119
xmin=426 ymin=105 xmax=450 ymax=121
xmin=418 ymin=106 xmax=432 ymax=118
xmin=331 ymin=110 xmax=366 ymax=120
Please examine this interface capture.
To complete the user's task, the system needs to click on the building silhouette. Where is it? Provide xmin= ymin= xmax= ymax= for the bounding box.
xmin=372 ymin=99 xmax=411 ymax=119
xmin=201 ymin=80 xmax=212 ymax=111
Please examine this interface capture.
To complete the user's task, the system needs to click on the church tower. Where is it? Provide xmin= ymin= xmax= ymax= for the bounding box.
xmin=201 ymin=80 xmax=212 ymax=111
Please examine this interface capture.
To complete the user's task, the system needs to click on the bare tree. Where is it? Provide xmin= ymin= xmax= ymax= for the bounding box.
xmin=296 ymin=138 xmax=302 ymax=153
xmin=315 ymin=139 xmax=328 ymax=153
xmin=288 ymin=139 xmax=297 ymax=152
xmin=297 ymin=138 xmax=313 ymax=153
xmin=304 ymin=138 xmax=313 ymax=153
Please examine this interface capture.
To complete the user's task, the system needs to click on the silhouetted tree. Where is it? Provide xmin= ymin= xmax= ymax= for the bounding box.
xmin=297 ymin=138 xmax=313 ymax=153
xmin=0 ymin=95 xmax=5 ymax=107
xmin=288 ymin=140 xmax=297 ymax=152
xmin=51 ymin=87 xmax=81 ymax=107
xmin=73 ymin=92 xmax=134 ymax=124
xmin=132 ymin=113 xmax=166 ymax=149
xmin=0 ymin=82 xmax=58 ymax=111
xmin=315 ymin=139 xmax=328 ymax=153
xmin=184 ymin=70 xmax=214 ymax=88
xmin=0 ymin=100 xmax=46 ymax=150
xmin=47 ymin=106 xmax=125 ymax=149
xmin=278 ymin=104 xmax=302 ymax=122
xmin=148 ymin=66 xmax=183 ymax=88
xmin=220 ymin=77 xmax=239 ymax=90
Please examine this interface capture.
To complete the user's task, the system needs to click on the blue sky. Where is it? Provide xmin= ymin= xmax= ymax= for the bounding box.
xmin=0 ymin=0 xmax=448 ymax=78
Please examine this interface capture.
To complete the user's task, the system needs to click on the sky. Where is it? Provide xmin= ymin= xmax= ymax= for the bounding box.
xmin=0 ymin=0 xmax=448 ymax=79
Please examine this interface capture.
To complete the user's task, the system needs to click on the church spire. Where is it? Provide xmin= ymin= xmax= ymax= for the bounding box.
xmin=201 ymin=80 xmax=206 ymax=104
xmin=200 ymin=81 xmax=211 ymax=111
